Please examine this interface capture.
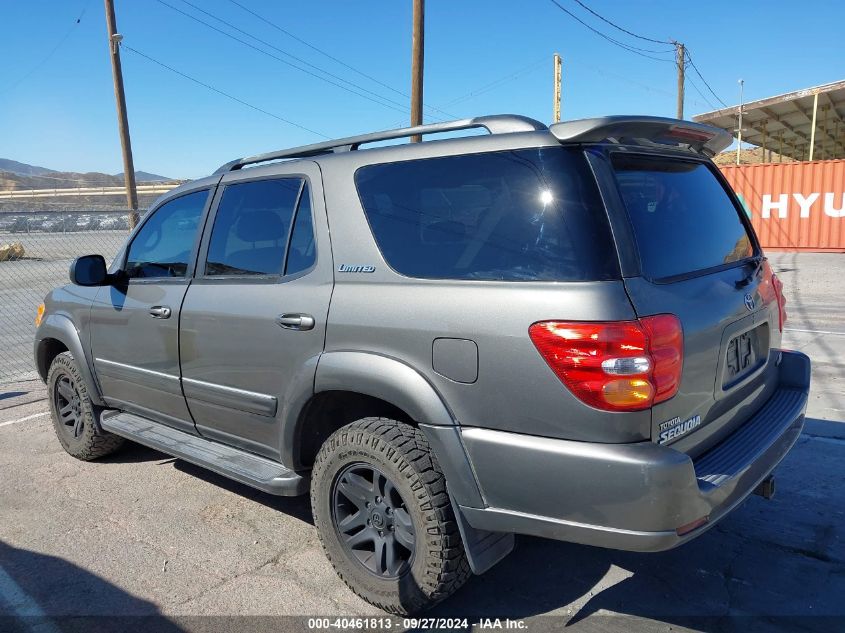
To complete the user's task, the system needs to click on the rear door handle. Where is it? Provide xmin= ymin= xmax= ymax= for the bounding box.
xmin=149 ymin=305 xmax=172 ymax=319
xmin=276 ymin=313 xmax=315 ymax=331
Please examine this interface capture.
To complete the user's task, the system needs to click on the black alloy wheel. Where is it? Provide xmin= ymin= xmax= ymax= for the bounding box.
xmin=331 ymin=463 xmax=416 ymax=579
xmin=47 ymin=351 xmax=125 ymax=461
xmin=54 ymin=373 xmax=85 ymax=441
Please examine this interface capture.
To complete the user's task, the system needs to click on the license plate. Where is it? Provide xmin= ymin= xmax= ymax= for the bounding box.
xmin=725 ymin=330 xmax=758 ymax=383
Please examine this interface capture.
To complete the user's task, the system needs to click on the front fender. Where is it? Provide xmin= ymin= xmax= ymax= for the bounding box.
xmin=313 ymin=351 xmax=456 ymax=427
xmin=34 ymin=313 xmax=104 ymax=406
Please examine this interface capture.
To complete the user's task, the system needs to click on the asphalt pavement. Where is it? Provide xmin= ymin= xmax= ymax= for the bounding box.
xmin=0 ymin=252 xmax=843 ymax=632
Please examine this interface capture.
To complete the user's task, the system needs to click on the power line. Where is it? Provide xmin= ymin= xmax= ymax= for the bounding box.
xmin=0 ymin=2 xmax=91 ymax=97
xmin=385 ymin=57 xmax=547 ymax=128
xmin=177 ymin=0 xmax=429 ymax=118
xmin=570 ymin=0 xmax=673 ymax=45
xmin=163 ymin=0 xmax=418 ymax=117
xmin=547 ymin=0 xmax=674 ymax=61
xmin=684 ymin=49 xmax=729 ymax=108
xmin=225 ymin=0 xmax=456 ymax=120
xmin=122 ymin=44 xmax=329 ymax=138
xmin=685 ymin=74 xmax=719 ymax=111
xmin=155 ymin=0 xmax=423 ymax=120
xmin=562 ymin=0 xmax=729 ymax=112
xmin=441 ymin=57 xmax=547 ymax=108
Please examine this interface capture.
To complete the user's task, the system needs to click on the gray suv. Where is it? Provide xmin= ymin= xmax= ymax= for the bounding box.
xmin=34 ymin=115 xmax=809 ymax=614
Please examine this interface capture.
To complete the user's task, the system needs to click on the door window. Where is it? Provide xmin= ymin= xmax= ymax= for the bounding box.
xmin=125 ymin=190 xmax=208 ymax=279
xmin=205 ymin=178 xmax=304 ymax=276
xmin=285 ymin=183 xmax=316 ymax=275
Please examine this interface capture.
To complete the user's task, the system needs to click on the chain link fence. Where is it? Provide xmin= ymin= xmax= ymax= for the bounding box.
xmin=0 ymin=202 xmax=152 ymax=384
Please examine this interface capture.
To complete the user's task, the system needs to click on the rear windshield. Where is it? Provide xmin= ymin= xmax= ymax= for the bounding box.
xmin=612 ymin=154 xmax=754 ymax=281
xmin=354 ymin=147 xmax=619 ymax=281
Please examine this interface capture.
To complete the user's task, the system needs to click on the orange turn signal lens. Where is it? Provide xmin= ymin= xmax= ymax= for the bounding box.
xmin=601 ymin=378 xmax=654 ymax=407
xmin=35 ymin=303 xmax=45 ymax=327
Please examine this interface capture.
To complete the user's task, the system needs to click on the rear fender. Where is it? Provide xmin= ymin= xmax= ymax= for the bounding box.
xmin=295 ymin=350 xmax=504 ymax=572
xmin=314 ymin=351 xmax=455 ymax=427
xmin=310 ymin=350 xmax=485 ymax=508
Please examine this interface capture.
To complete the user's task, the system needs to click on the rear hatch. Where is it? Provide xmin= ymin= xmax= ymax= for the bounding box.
xmin=599 ymin=149 xmax=784 ymax=457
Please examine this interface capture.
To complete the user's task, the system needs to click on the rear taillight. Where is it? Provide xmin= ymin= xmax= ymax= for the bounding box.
xmin=528 ymin=315 xmax=683 ymax=412
xmin=772 ymin=274 xmax=787 ymax=331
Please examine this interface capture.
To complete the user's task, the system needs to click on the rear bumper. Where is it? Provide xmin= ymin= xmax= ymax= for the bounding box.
xmin=457 ymin=350 xmax=810 ymax=552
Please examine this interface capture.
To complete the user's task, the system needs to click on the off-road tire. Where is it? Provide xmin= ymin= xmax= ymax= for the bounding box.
xmin=47 ymin=351 xmax=124 ymax=460
xmin=311 ymin=417 xmax=471 ymax=614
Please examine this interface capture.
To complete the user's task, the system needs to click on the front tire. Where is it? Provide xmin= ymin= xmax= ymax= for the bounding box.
xmin=47 ymin=351 xmax=124 ymax=461
xmin=311 ymin=418 xmax=471 ymax=614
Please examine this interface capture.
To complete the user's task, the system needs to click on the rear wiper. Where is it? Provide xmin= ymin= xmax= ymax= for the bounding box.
xmin=735 ymin=255 xmax=764 ymax=288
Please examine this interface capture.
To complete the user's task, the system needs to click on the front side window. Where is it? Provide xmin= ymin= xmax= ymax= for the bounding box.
xmin=125 ymin=190 xmax=208 ymax=279
xmin=205 ymin=178 xmax=303 ymax=276
xmin=354 ymin=148 xmax=619 ymax=281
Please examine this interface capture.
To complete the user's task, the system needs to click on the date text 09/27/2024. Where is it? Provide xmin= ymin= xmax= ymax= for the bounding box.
xmin=307 ymin=617 xmax=527 ymax=629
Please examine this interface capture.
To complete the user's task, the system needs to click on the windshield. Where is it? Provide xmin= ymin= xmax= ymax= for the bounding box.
xmin=612 ymin=154 xmax=755 ymax=281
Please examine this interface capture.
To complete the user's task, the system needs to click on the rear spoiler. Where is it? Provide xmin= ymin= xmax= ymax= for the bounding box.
xmin=549 ymin=116 xmax=732 ymax=157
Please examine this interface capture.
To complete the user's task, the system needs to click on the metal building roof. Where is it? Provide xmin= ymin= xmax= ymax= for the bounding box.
xmin=693 ymin=80 xmax=845 ymax=161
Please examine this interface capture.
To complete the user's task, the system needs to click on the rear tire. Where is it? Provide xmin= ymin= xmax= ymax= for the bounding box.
xmin=311 ymin=417 xmax=471 ymax=614
xmin=47 ymin=351 xmax=124 ymax=461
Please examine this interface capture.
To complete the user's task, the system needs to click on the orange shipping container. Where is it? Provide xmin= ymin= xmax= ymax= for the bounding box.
xmin=719 ymin=160 xmax=845 ymax=252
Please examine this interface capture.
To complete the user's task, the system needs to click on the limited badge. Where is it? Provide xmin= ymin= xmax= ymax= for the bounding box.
xmin=337 ymin=264 xmax=376 ymax=273
xmin=658 ymin=414 xmax=702 ymax=444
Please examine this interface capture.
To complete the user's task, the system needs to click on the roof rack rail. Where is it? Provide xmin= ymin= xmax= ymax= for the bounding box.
xmin=213 ymin=114 xmax=547 ymax=174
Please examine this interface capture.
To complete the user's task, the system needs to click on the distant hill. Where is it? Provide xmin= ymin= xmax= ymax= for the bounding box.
xmin=1 ymin=170 xmax=126 ymax=190
xmin=0 ymin=158 xmax=56 ymax=177
xmin=0 ymin=158 xmax=173 ymax=187
xmin=713 ymin=147 xmax=795 ymax=166
xmin=114 ymin=170 xmax=171 ymax=182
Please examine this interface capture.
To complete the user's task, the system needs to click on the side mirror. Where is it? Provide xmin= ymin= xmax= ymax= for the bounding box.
xmin=69 ymin=254 xmax=109 ymax=286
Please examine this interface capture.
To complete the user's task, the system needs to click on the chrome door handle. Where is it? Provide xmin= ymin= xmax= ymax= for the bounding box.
xmin=149 ymin=305 xmax=172 ymax=319
xmin=276 ymin=313 xmax=315 ymax=331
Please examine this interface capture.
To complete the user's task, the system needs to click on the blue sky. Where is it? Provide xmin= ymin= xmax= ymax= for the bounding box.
xmin=2 ymin=0 xmax=843 ymax=179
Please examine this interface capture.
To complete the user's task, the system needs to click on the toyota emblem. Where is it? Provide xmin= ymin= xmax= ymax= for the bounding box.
xmin=744 ymin=293 xmax=755 ymax=311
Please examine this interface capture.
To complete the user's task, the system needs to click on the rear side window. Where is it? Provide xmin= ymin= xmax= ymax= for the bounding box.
xmin=355 ymin=148 xmax=619 ymax=281
xmin=205 ymin=178 xmax=303 ymax=276
xmin=612 ymin=154 xmax=754 ymax=281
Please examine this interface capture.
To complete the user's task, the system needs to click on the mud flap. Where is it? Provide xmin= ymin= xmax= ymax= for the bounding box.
xmin=449 ymin=493 xmax=514 ymax=575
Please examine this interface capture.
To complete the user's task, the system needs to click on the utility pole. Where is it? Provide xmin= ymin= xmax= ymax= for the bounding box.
xmin=553 ymin=53 xmax=562 ymax=123
xmin=736 ymin=79 xmax=745 ymax=165
xmin=103 ymin=0 xmax=139 ymax=229
xmin=410 ymin=0 xmax=424 ymax=142
xmin=673 ymin=41 xmax=685 ymax=119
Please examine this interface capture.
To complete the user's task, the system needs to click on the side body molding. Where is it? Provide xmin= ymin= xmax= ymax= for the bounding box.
xmin=34 ymin=313 xmax=105 ymax=406
xmin=314 ymin=351 xmax=456 ymax=427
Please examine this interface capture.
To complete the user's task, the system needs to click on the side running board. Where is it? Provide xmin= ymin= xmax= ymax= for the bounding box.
xmin=100 ymin=411 xmax=308 ymax=496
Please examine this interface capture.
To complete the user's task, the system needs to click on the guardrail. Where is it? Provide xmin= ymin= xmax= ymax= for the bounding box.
xmin=0 ymin=183 xmax=179 ymax=199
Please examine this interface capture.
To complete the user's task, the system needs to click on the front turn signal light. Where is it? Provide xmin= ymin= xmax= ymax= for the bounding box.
xmin=35 ymin=303 xmax=45 ymax=327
